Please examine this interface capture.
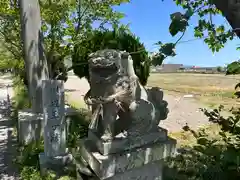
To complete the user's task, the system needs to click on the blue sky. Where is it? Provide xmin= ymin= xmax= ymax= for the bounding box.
xmin=114 ymin=0 xmax=240 ymax=67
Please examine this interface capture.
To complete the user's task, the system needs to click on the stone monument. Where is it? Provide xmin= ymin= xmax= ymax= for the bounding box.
xmin=73 ymin=49 xmax=176 ymax=179
xmin=18 ymin=104 xmax=80 ymax=145
xmin=39 ymin=80 xmax=72 ymax=175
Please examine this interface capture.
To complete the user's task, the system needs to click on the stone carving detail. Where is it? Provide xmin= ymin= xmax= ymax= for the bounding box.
xmin=42 ymin=80 xmax=66 ymax=157
xmin=84 ymin=49 xmax=168 ymax=141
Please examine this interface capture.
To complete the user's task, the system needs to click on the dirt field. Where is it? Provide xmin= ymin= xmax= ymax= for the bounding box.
xmin=65 ymin=73 xmax=211 ymax=132
xmin=64 ymin=73 xmax=239 ymax=133
xmin=148 ymin=73 xmax=240 ymax=109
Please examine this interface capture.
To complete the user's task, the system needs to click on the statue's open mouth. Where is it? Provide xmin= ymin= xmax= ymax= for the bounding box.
xmin=91 ymin=62 xmax=118 ymax=78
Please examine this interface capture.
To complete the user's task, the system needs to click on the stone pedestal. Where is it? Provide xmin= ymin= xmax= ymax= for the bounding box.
xmin=88 ymin=127 xmax=168 ymax=155
xmin=74 ymin=128 xmax=176 ymax=180
xmin=39 ymin=151 xmax=73 ymax=175
xmin=18 ymin=109 xmax=43 ymax=144
xmin=18 ymin=105 xmax=80 ymax=145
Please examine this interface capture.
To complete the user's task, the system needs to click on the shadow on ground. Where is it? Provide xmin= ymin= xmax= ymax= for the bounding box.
xmin=0 ymin=83 xmax=12 ymax=89
xmin=0 ymin=107 xmax=19 ymax=179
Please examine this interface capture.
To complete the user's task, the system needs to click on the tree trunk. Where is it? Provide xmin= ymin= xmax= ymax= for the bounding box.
xmin=213 ymin=0 xmax=240 ymax=37
xmin=19 ymin=0 xmax=49 ymax=113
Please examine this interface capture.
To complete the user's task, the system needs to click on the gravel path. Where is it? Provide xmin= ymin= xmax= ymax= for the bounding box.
xmin=0 ymin=74 xmax=19 ymax=180
xmin=159 ymin=94 xmax=209 ymax=132
xmin=65 ymin=73 xmax=210 ymax=133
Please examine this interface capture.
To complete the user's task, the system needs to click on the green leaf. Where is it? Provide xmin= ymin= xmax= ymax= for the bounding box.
xmin=235 ymin=83 xmax=240 ymax=90
xmin=155 ymin=41 xmax=162 ymax=45
xmin=175 ymin=0 xmax=183 ymax=5
xmin=159 ymin=43 xmax=176 ymax=56
xmin=151 ymin=53 xmax=165 ymax=66
xmin=169 ymin=12 xmax=188 ymax=36
xmin=197 ymin=137 xmax=209 ymax=145
xmin=170 ymin=12 xmax=182 ymax=20
xmin=216 ymin=25 xmax=225 ymax=34
xmin=194 ymin=29 xmax=204 ymax=38
xmin=184 ymin=8 xmax=194 ymax=19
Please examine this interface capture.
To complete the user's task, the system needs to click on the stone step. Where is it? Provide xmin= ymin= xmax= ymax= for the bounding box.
xmin=73 ymin=136 xmax=176 ymax=179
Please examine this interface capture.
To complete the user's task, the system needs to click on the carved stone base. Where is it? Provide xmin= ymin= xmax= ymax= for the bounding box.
xmin=73 ymin=134 xmax=176 ymax=180
xmin=39 ymin=151 xmax=73 ymax=176
xmin=88 ymin=127 xmax=168 ymax=155
xmin=76 ymin=160 xmax=165 ymax=180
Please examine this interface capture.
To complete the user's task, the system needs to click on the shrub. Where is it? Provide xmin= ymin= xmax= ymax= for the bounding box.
xmin=12 ymin=76 xmax=31 ymax=110
xmin=15 ymin=140 xmax=44 ymax=179
xmin=226 ymin=61 xmax=240 ymax=75
xmin=164 ymin=105 xmax=240 ymax=180
xmin=15 ymin=140 xmax=44 ymax=169
xmin=10 ymin=75 xmax=31 ymax=135
xmin=15 ymin=140 xmax=76 ymax=180
xmin=67 ymin=109 xmax=90 ymax=148
xmin=72 ymin=29 xmax=150 ymax=86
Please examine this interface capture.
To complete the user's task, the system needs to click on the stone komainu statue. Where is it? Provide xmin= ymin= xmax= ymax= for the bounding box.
xmin=84 ymin=49 xmax=168 ymax=141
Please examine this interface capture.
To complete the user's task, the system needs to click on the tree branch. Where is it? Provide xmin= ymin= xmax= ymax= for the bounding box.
xmin=213 ymin=0 xmax=240 ymax=37
xmin=175 ymin=30 xmax=186 ymax=45
xmin=75 ymin=0 xmax=90 ymax=37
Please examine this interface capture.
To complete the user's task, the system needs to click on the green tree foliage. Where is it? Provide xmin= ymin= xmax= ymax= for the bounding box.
xmin=226 ymin=61 xmax=240 ymax=75
xmin=72 ymin=26 xmax=150 ymax=85
xmin=155 ymin=0 xmax=235 ymax=66
xmin=0 ymin=1 xmax=23 ymax=73
xmin=0 ymin=0 xmax=129 ymax=84
xmin=39 ymin=0 xmax=129 ymax=79
xmin=216 ymin=66 xmax=223 ymax=73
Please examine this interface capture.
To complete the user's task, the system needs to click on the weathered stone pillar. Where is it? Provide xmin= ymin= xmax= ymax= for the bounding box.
xmin=18 ymin=0 xmax=49 ymax=146
xmin=39 ymin=80 xmax=72 ymax=175
xmin=19 ymin=0 xmax=49 ymax=113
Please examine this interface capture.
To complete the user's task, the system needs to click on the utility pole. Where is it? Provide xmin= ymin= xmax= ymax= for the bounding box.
xmin=19 ymin=0 xmax=49 ymax=113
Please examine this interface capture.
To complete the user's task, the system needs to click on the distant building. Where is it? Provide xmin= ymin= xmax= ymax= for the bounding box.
xmin=151 ymin=64 xmax=183 ymax=73
xmin=189 ymin=66 xmax=218 ymax=73
xmin=151 ymin=64 xmax=222 ymax=73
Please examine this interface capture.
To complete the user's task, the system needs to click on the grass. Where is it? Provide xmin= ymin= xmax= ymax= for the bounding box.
xmin=148 ymin=73 xmax=240 ymax=109
xmin=65 ymin=93 xmax=89 ymax=109
xmin=169 ymin=124 xmax=221 ymax=148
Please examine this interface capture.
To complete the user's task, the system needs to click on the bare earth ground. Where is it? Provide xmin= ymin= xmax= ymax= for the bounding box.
xmin=148 ymin=73 xmax=240 ymax=109
xmin=65 ymin=72 xmax=211 ymax=133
